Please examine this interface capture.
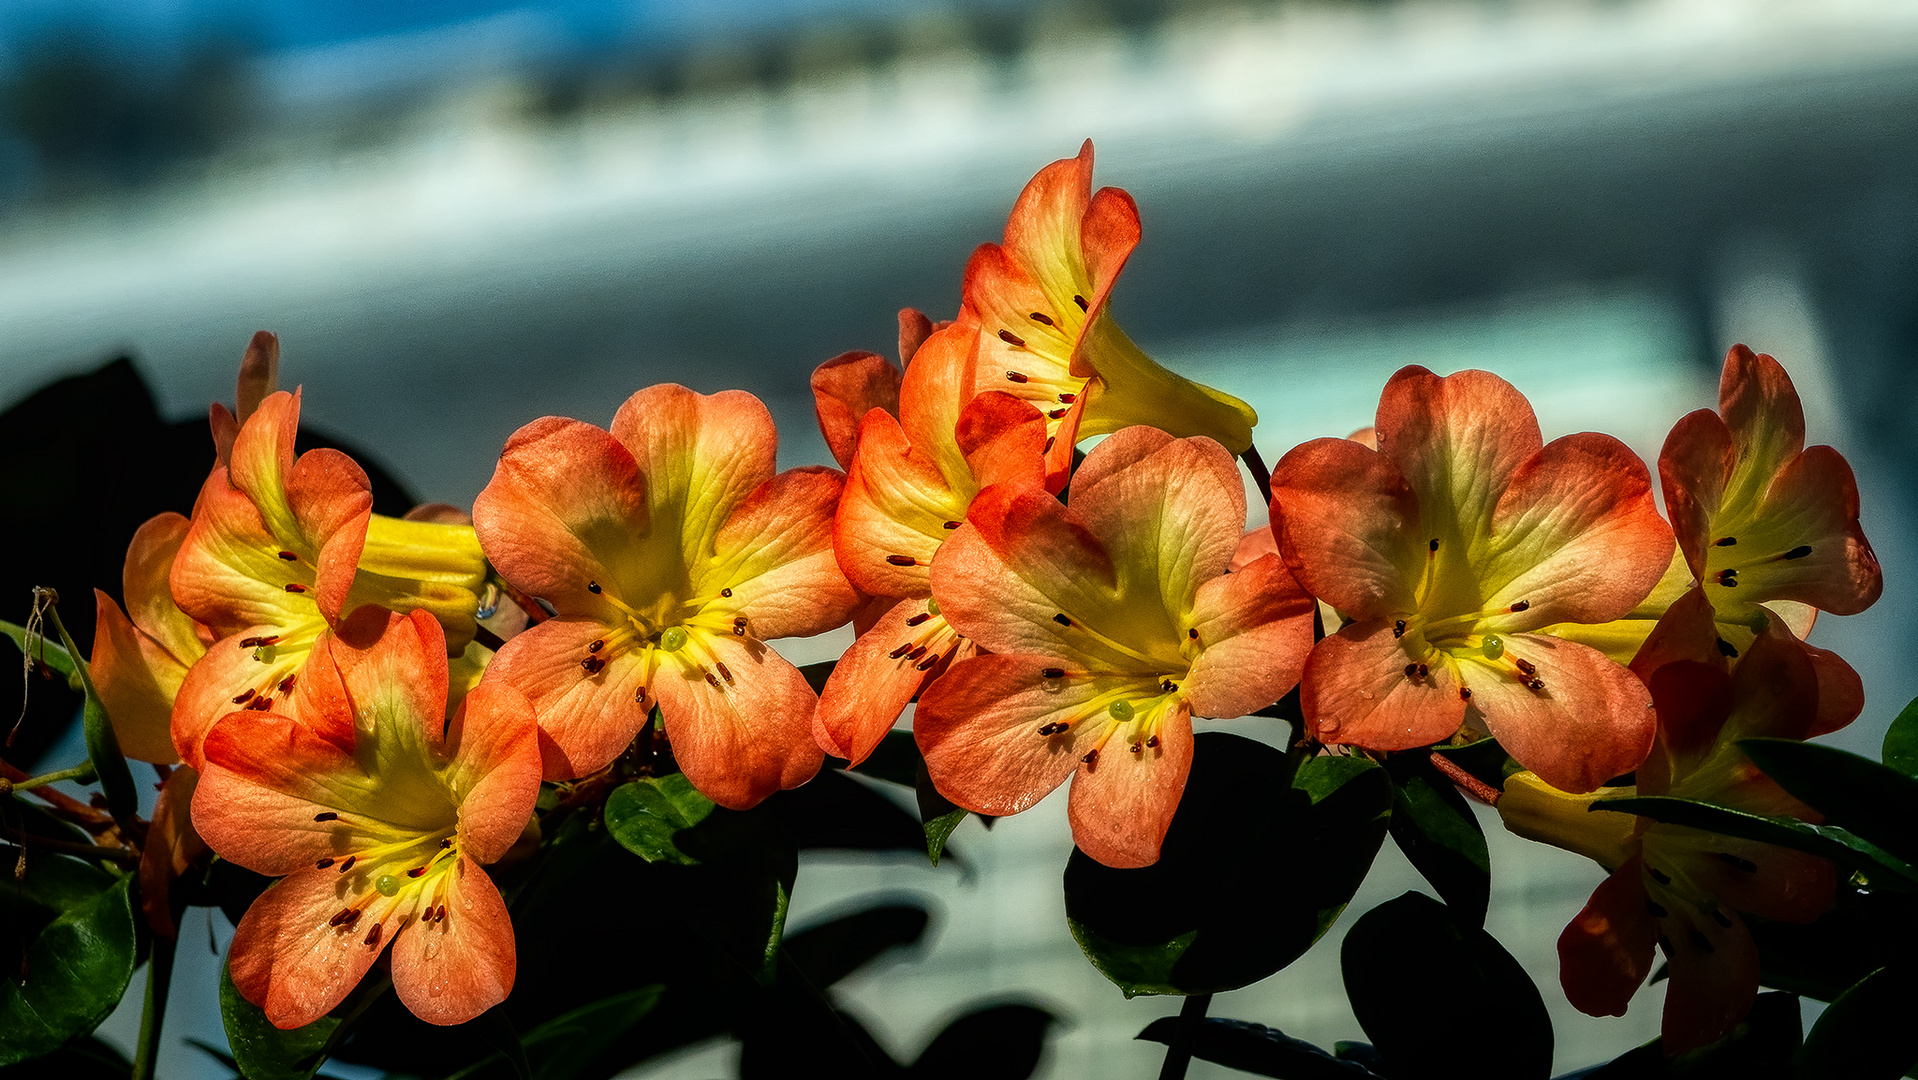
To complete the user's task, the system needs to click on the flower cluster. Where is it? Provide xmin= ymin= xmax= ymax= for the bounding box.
xmin=72 ymin=145 xmax=1878 ymax=1057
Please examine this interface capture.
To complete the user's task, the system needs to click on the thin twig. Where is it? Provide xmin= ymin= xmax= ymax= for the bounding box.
xmin=1157 ymin=992 xmax=1213 ymax=1080
xmin=1240 ymin=444 xmax=1274 ymax=506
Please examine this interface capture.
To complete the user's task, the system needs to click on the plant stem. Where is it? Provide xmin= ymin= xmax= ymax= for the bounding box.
xmin=0 ymin=825 xmax=139 ymax=864
xmin=1157 ymin=992 xmax=1213 ymax=1080
xmin=1240 ymin=445 xmax=1274 ymax=506
xmin=2 ymin=762 xmax=97 ymax=793
xmin=132 ymin=929 xmax=178 ymax=1080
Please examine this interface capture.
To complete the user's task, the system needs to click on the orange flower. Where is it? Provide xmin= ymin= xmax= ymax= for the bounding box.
xmin=194 ymin=610 xmax=540 ymax=1028
xmin=1271 ymin=366 xmax=1674 ymax=792
xmin=1500 ymin=597 xmax=1835 ymax=1053
xmin=916 ymin=428 xmax=1314 ymax=868
xmin=473 ymin=385 xmax=860 ymax=806
xmin=168 ymin=389 xmax=490 ymax=768
xmin=962 ymin=142 xmax=1258 ymax=482
xmin=814 ymin=324 xmax=1049 ymax=765
xmin=90 ymin=513 xmax=213 ymax=764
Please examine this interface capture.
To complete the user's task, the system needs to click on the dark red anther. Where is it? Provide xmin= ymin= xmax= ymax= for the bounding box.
xmin=232 ymin=688 xmax=256 ymax=705
xmin=1048 ymin=408 xmax=1068 ymax=419
xmin=284 ymin=583 xmax=307 ymax=593
xmin=1147 ymin=735 xmax=1160 ymax=748
xmin=440 ymin=837 xmax=454 ymax=848
xmin=1415 ymin=663 xmax=1428 ymax=678
xmin=238 ymin=637 xmax=261 ymax=648
xmin=1428 ymin=538 xmax=1440 ymax=552
xmin=1053 ymin=614 xmax=1073 ymax=627
xmin=588 ymin=639 xmax=604 ymax=653
xmin=1188 ymin=628 xmax=1199 ymax=640
xmin=338 ymin=855 xmax=356 ymax=873
xmin=720 ymin=587 xmax=733 ymax=597
xmin=915 ymin=654 xmax=940 ymax=671
xmin=407 ymin=866 xmax=428 ymax=878
xmin=1057 ymin=393 xmax=1077 ymax=404
xmin=1784 ymin=545 xmax=1813 ymax=560
xmin=1044 ymin=437 xmax=1055 ymax=453
xmin=1082 ymin=748 xmax=1098 ymax=765
xmin=1526 ymin=678 xmax=1545 ymax=691
xmin=1029 ymin=311 xmax=1055 ymax=326
xmin=1404 ymin=663 xmax=1419 ymax=678
xmin=1509 ymin=600 xmax=1530 ymax=613
xmin=1714 ymin=536 xmax=1737 ymax=547
xmin=907 ymin=646 xmax=929 ymax=661
xmin=587 ymin=581 xmax=602 ymax=594
xmin=998 ymin=329 xmax=1027 ymax=348
xmin=906 ymin=612 xmax=931 ymax=627
xmin=704 ymin=670 xmax=721 ymax=689
xmin=886 ymin=554 xmax=918 ymax=566
xmin=635 ymin=686 xmax=648 ymax=703
xmin=581 ymin=655 xmax=605 ymax=676
xmin=247 ymin=696 xmax=273 ymax=710
xmin=278 ymin=674 xmax=296 ymax=694
xmin=1716 ymin=568 xmax=1739 ymax=586
xmin=278 ymin=550 xmax=299 ymax=561
xmin=1161 ymin=679 xmax=1177 ymax=692
xmin=943 ymin=520 xmax=961 ymax=529
xmin=1073 ymin=294 xmax=1089 ymax=310
xmin=1514 ymin=658 xmax=1537 ymax=677
xmin=1648 ymin=866 xmax=1672 ymax=885
xmin=1717 ymin=638 xmax=1739 ymax=658
xmin=314 ymin=812 xmax=338 ymax=822
xmin=363 ymin=923 xmax=383 ymax=946
xmin=1005 ymin=370 xmax=1030 ymax=384
xmin=1129 ymin=743 xmax=1142 ymax=755
xmin=1393 ymin=620 xmax=1406 ymax=639
xmin=316 ymin=857 xmax=335 ymax=869
xmin=436 ymin=904 xmax=448 ymax=922
xmin=1042 ymin=667 xmax=1066 ymax=679
xmin=329 ymin=908 xmax=357 ymax=928
xmin=716 ymin=661 xmax=735 ymax=685
xmin=1459 ymin=687 xmax=1472 ymax=701
xmin=889 ymin=642 xmax=914 ymax=659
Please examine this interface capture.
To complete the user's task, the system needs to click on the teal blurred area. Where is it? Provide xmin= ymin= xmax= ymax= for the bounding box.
xmin=3 ymin=1 xmax=1916 ymax=1076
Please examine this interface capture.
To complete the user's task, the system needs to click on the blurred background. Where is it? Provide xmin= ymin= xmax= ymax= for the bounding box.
xmin=3 ymin=0 xmax=1916 ymax=1076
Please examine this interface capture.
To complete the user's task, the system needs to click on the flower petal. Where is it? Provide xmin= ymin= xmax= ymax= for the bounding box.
xmin=1658 ymin=900 xmax=1759 ymax=1055
xmin=1302 ymin=619 xmax=1466 ymax=751
xmin=835 ymin=407 xmax=966 ymax=597
xmin=473 ymin=416 xmax=650 ymax=614
xmin=443 ymin=681 xmax=542 ymax=863
xmin=814 ymin=601 xmax=967 ymax=765
xmin=194 ymin=710 xmax=375 ymax=877
xmin=652 ymin=633 xmax=822 ymax=810
xmin=916 ymin=654 xmax=1143 ymax=816
xmin=1066 ymin=700 xmax=1193 ymax=869
xmin=1183 ymin=553 xmax=1315 ymax=719
xmin=1464 ymin=633 xmax=1654 ymax=793
xmin=811 ymin=351 xmax=903 ymax=469
xmin=705 ymin=466 xmax=860 ymax=641
xmin=1558 ymin=859 xmax=1657 ymax=1019
xmin=226 ymin=869 xmax=397 ymax=1030
xmin=389 ymin=855 xmax=516 ymax=1026
xmin=1271 ymin=437 xmax=1421 ymax=619
xmin=486 ymin=615 xmax=650 ymax=781
xmin=122 ymin=513 xmax=207 ymax=663
xmin=1375 ymin=366 xmax=1543 ymax=543
xmin=91 ymin=590 xmax=190 ymax=765
xmin=610 ymin=384 xmax=777 ymax=571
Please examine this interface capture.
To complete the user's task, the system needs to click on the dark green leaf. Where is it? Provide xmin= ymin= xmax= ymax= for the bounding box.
xmin=0 ymin=874 xmax=137 ymax=1067
xmin=914 ymin=756 xmax=969 ymax=866
xmin=603 ymin=775 xmax=717 ymax=866
xmin=1739 ymin=739 xmax=1918 ymax=868
xmin=0 ymin=618 xmax=78 ymax=681
xmin=1065 ymin=733 xmax=1391 ymax=996
xmin=1386 ymin=754 xmax=1491 ymax=924
xmin=1882 ymin=696 xmax=1918 ymax=778
xmin=8 ymin=1035 xmax=135 ymax=1079
xmin=443 ymin=986 xmax=665 ymax=1080
xmin=476 ymin=1009 xmax=531 ymax=1080
xmin=219 ymin=962 xmax=341 ymax=1080
xmin=1593 ymin=795 xmax=1918 ymax=889
xmin=1430 ymin=737 xmax=1522 ymax=788
xmin=31 ymin=606 xmax=139 ymax=825
xmin=799 ymin=660 xmax=836 ymax=696
xmin=773 ymin=769 xmax=924 ymax=855
xmin=1342 ymin=892 xmax=1551 ymax=1079
xmin=1749 ymin=886 xmax=1916 ymax=1002
xmin=910 ymin=1003 xmax=1056 ymax=1079
xmin=782 ymin=903 xmax=929 ymax=989
xmin=1135 ymin=1017 xmax=1382 ymax=1078
xmin=1797 ymin=966 xmax=1918 ymax=1080
xmin=851 ymin=730 xmax=924 ymax=789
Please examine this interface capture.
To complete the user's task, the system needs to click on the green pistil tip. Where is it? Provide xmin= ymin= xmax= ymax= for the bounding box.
xmin=660 ymin=626 xmax=689 ymax=652
xmin=375 ymin=875 xmax=400 ymax=897
xmin=1109 ymin=699 xmax=1135 ymax=722
xmin=1481 ymin=635 xmax=1504 ymax=660
xmin=926 ymin=597 xmax=941 ymax=616
xmin=252 ymin=644 xmax=278 ymax=664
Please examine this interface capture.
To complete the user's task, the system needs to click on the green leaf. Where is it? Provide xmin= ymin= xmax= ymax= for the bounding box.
xmin=798 ymin=660 xmax=835 ymax=696
xmin=603 ymin=775 xmax=718 ymax=865
xmin=0 ymin=874 xmax=137 ymax=1067
xmin=1748 ymin=886 xmax=1913 ymax=1002
xmin=911 ymin=1003 xmax=1057 ymax=1078
xmin=1135 ymin=1016 xmax=1382 ymax=1078
xmin=1737 ymin=739 xmax=1918 ymax=869
xmin=0 ymin=618 xmax=78 ymax=682
xmin=1065 ymin=733 xmax=1391 ymax=997
xmin=850 ymin=729 xmax=923 ymax=788
xmin=218 ymin=962 xmax=341 ymax=1080
xmin=774 ymin=769 xmax=925 ymax=855
xmin=1593 ymin=795 xmax=1918 ymax=889
xmin=1797 ymin=966 xmax=1918 ymax=1080
xmin=1882 ymin=696 xmax=1918 ymax=778
xmin=28 ymin=606 xmax=139 ymax=825
xmin=782 ymin=903 xmax=929 ymax=990
xmin=1342 ymin=892 xmax=1551 ymax=1079
xmin=1385 ymin=755 xmax=1491 ymax=925
xmin=443 ymin=987 xmax=665 ymax=1080
xmin=914 ymin=756 xmax=969 ymax=866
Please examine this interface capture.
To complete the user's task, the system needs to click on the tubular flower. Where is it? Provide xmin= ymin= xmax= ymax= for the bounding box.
xmin=962 ymin=141 xmax=1258 ymax=482
xmin=815 ymin=324 xmax=1050 ymax=765
xmin=168 ymin=389 xmax=491 ymax=768
xmin=1499 ymin=605 xmax=1835 ymax=1054
xmin=193 ymin=609 xmax=540 ymax=1029
xmin=91 ymin=513 xmax=213 ymax=764
xmin=1658 ymin=343 xmax=1879 ymax=726
xmin=1271 ymin=366 xmax=1674 ymax=793
xmin=473 ymin=384 xmax=861 ymax=806
xmin=810 ymin=307 xmax=949 ymax=471
xmin=916 ymin=427 xmax=1315 ymax=868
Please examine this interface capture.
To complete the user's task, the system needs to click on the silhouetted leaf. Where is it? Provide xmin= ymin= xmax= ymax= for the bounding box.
xmin=783 ymin=903 xmax=929 ymax=990
xmin=1136 ymin=1016 xmax=1381 ymax=1078
xmin=1385 ymin=754 xmax=1490 ymax=924
xmin=1797 ymin=966 xmax=1918 ymax=1080
xmin=1738 ymin=739 xmax=1918 ymax=869
xmin=911 ymin=1003 xmax=1056 ymax=1079
xmin=218 ymin=963 xmax=341 ymax=1080
xmin=1882 ymin=696 xmax=1918 ymax=778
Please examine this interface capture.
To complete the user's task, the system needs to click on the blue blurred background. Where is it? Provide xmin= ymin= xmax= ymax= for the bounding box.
xmin=3 ymin=1 xmax=1915 ymax=1076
